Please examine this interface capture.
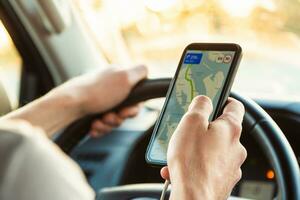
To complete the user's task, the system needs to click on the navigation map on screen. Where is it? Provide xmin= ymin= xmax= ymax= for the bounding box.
xmin=148 ymin=50 xmax=236 ymax=162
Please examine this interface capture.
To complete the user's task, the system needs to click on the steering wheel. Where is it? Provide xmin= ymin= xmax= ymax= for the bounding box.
xmin=55 ymin=78 xmax=300 ymax=200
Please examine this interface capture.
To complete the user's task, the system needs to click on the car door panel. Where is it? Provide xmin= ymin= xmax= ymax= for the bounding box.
xmin=8 ymin=0 xmax=108 ymax=83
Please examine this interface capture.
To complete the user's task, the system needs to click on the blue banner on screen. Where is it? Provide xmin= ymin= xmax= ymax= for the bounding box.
xmin=184 ymin=53 xmax=203 ymax=64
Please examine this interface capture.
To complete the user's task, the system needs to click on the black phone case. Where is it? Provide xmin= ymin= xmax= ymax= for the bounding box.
xmin=146 ymin=43 xmax=242 ymax=166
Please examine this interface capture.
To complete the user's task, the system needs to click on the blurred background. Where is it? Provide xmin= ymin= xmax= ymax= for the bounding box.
xmin=1 ymin=0 xmax=300 ymax=108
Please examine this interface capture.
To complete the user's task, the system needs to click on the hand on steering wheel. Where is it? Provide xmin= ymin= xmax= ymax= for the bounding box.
xmin=55 ymin=65 xmax=147 ymax=137
xmin=89 ymin=105 xmax=140 ymax=137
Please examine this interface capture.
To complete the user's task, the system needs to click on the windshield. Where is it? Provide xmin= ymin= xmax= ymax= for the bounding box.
xmin=74 ymin=0 xmax=300 ymax=101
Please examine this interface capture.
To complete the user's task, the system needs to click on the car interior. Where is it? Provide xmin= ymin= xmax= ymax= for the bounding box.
xmin=0 ymin=0 xmax=300 ymax=200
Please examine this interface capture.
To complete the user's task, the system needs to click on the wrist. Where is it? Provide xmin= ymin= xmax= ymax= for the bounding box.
xmin=169 ymin=161 xmax=214 ymax=200
xmin=46 ymin=87 xmax=84 ymax=120
xmin=171 ymin=178 xmax=214 ymax=200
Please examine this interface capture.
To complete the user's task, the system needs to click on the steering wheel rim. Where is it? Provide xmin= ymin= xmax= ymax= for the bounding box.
xmin=56 ymin=78 xmax=300 ymax=200
xmin=233 ymin=92 xmax=300 ymax=199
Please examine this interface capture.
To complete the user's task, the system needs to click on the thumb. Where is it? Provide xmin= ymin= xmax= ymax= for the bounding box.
xmin=126 ymin=65 xmax=148 ymax=86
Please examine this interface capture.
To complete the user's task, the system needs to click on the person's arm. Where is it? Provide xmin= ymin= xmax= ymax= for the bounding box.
xmin=0 ymin=120 xmax=95 ymax=200
xmin=161 ymin=96 xmax=247 ymax=200
xmin=0 ymin=65 xmax=147 ymax=138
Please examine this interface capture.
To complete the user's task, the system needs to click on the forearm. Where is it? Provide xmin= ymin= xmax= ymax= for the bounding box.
xmin=0 ymin=88 xmax=82 ymax=138
xmin=0 ymin=66 xmax=147 ymax=138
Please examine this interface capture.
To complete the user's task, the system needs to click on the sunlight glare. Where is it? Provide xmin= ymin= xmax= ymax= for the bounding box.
xmin=145 ymin=0 xmax=180 ymax=12
xmin=0 ymin=22 xmax=10 ymax=51
xmin=219 ymin=0 xmax=258 ymax=17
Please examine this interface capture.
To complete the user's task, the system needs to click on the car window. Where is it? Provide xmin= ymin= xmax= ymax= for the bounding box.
xmin=74 ymin=0 xmax=300 ymax=101
xmin=0 ymin=20 xmax=22 ymax=109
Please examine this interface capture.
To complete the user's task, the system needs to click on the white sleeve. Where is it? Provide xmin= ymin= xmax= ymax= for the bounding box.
xmin=0 ymin=122 xmax=95 ymax=200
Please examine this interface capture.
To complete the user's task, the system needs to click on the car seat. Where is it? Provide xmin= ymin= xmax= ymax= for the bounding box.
xmin=0 ymin=80 xmax=12 ymax=116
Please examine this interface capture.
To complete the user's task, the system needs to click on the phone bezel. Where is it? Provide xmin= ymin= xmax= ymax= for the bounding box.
xmin=145 ymin=43 xmax=242 ymax=166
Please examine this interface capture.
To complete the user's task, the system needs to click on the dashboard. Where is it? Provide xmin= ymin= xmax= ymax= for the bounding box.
xmin=234 ymin=131 xmax=276 ymax=199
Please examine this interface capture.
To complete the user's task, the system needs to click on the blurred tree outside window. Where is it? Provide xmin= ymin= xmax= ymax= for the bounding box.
xmin=0 ymin=20 xmax=22 ymax=109
xmin=77 ymin=0 xmax=300 ymax=101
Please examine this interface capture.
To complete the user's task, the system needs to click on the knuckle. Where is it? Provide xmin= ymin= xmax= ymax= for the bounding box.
xmin=118 ymin=70 xmax=131 ymax=86
xmin=184 ymin=112 xmax=206 ymax=124
xmin=103 ymin=113 xmax=113 ymax=121
xmin=233 ymin=124 xmax=243 ymax=138
xmin=240 ymin=145 xmax=248 ymax=162
xmin=230 ymin=97 xmax=244 ymax=107
xmin=210 ymin=121 xmax=225 ymax=131
xmin=235 ymin=100 xmax=245 ymax=113
xmin=117 ymin=119 xmax=123 ymax=126
xmin=222 ymin=113 xmax=242 ymax=136
xmin=92 ymin=123 xmax=102 ymax=131
xmin=236 ymin=168 xmax=242 ymax=182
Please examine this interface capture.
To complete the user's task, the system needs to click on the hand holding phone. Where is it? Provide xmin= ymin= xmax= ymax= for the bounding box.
xmin=146 ymin=43 xmax=242 ymax=165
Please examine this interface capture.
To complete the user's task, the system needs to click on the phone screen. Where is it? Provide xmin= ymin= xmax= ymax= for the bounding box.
xmin=147 ymin=50 xmax=236 ymax=163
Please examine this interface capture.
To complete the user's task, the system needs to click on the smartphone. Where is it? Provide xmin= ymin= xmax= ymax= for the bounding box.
xmin=146 ymin=43 xmax=242 ymax=165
